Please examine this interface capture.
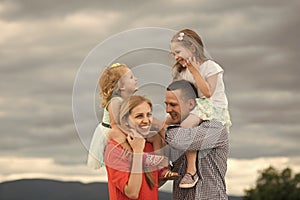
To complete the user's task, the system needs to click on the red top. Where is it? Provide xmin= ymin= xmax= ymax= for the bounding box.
xmin=104 ymin=139 xmax=159 ymax=200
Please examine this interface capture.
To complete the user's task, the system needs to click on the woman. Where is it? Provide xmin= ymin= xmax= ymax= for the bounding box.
xmin=104 ymin=95 xmax=159 ymax=200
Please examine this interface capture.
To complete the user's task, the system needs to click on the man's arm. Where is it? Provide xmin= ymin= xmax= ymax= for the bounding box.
xmin=165 ymin=120 xmax=228 ymax=151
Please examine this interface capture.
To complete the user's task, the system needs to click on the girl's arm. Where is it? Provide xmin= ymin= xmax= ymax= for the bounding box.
xmin=186 ymin=57 xmax=218 ymax=98
xmin=150 ymin=117 xmax=164 ymax=132
xmin=180 ymin=114 xmax=201 ymax=128
xmin=107 ymin=97 xmax=122 ymax=129
xmin=123 ymin=135 xmax=145 ymax=199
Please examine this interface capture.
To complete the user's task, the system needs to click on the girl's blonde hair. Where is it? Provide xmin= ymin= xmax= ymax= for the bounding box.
xmin=119 ymin=95 xmax=156 ymax=189
xmin=171 ymin=29 xmax=209 ymax=76
xmin=99 ymin=63 xmax=129 ymax=107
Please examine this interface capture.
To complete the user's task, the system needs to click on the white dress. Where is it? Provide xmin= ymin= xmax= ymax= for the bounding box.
xmin=87 ymin=107 xmax=111 ymax=169
xmin=87 ymin=96 xmax=123 ymax=169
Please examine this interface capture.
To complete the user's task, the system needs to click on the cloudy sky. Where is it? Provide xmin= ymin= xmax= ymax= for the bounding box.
xmin=1 ymin=0 xmax=300 ymax=196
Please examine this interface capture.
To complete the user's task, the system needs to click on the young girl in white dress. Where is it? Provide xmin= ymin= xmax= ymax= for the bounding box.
xmin=169 ymin=29 xmax=231 ymax=188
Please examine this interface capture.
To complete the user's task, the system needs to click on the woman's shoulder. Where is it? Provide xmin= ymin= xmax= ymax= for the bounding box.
xmin=106 ymin=130 xmax=126 ymax=154
xmin=108 ymin=128 xmax=124 ymax=141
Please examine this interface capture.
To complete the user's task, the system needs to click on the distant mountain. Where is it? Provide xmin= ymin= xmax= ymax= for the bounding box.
xmin=0 ymin=179 xmax=242 ymax=200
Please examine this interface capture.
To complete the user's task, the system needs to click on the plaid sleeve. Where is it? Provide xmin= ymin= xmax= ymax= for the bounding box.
xmin=165 ymin=120 xmax=228 ymax=151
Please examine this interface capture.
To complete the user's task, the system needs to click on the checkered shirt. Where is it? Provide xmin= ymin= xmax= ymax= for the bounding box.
xmin=165 ymin=120 xmax=229 ymax=200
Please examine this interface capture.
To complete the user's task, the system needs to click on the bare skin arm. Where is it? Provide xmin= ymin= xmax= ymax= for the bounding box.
xmin=150 ymin=117 xmax=164 ymax=132
xmin=123 ymin=133 xmax=145 ymax=199
xmin=185 ymin=57 xmax=218 ymax=98
xmin=107 ymin=98 xmax=122 ymax=129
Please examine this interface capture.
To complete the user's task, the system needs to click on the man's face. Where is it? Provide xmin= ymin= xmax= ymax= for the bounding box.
xmin=165 ymin=89 xmax=192 ymax=124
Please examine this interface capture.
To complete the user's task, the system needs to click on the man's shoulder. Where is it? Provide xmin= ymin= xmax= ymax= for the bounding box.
xmin=166 ymin=125 xmax=181 ymax=130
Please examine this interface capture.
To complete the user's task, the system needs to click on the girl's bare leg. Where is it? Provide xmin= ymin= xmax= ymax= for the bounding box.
xmin=185 ymin=151 xmax=197 ymax=175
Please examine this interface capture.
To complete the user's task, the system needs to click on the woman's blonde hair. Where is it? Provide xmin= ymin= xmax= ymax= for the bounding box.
xmin=119 ymin=95 xmax=156 ymax=189
xmin=99 ymin=63 xmax=129 ymax=107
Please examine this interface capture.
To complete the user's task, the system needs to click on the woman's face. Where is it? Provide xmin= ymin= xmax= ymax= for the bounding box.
xmin=128 ymin=101 xmax=153 ymax=137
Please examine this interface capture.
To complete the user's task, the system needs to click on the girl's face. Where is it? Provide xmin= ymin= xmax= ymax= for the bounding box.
xmin=170 ymin=42 xmax=193 ymax=66
xmin=120 ymin=69 xmax=138 ymax=94
xmin=128 ymin=101 xmax=153 ymax=137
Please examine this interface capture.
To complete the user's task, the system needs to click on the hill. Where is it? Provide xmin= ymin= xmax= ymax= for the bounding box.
xmin=0 ymin=179 xmax=242 ymax=199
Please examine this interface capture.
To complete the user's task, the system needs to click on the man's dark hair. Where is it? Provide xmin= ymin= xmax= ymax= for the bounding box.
xmin=166 ymin=80 xmax=198 ymax=100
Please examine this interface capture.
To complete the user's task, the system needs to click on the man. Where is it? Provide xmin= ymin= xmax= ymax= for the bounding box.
xmin=164 ymin=80 xmax=229 ymax=200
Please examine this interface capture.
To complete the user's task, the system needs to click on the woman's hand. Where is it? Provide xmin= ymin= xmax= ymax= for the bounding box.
xmin=124 ymin=129 xmax=145 ymax=199
xmin=127 ymin=129 xmax=145 ymax=153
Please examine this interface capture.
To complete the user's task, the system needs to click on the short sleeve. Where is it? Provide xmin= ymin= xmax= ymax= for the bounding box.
xmin=201 ymin=60 xmax=224 ymax=78
xmin=105 ymin=141 xmax=131 ymax=192
xmin=106 ymin=165 xmax=130 ymax=193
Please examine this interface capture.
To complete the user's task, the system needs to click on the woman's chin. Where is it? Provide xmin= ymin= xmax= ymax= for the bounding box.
xmin=137 ymin=128 xmax=151 ymax=137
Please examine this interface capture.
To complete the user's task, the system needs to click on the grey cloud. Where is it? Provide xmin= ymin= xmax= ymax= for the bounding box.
xmin=229 ymin=122 xmax=300 ymax=159
xmin=0 ymin=0 xmax=299 ymax=167
xmin=0 ymin=0 xmax=163 ymax=20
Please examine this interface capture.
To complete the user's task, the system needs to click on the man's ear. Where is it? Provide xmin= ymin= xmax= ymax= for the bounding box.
xmin=188 ymin=99 xmax=196 ymax=110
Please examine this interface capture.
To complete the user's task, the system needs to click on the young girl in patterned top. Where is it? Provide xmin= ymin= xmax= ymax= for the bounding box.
xmin=169 ymin=29 xmax=231 ymax=188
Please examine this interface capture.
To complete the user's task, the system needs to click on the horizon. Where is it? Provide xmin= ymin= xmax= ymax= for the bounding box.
xmin=1 ymin=156 xmax=299 ymax=196
xmin=0 ymin=178 xmax=242 ymax=198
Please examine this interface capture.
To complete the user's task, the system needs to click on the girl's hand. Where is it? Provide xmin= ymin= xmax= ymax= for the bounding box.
xmin=127 ymin=129 xmax=145 ymax=153
xmin=177 ymin=56 xmax=200 ymax=70
xmin=176 ymin=56 xmax=188 ymax=68
xmin=186 ymin=57 xmax=201 ymax=71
